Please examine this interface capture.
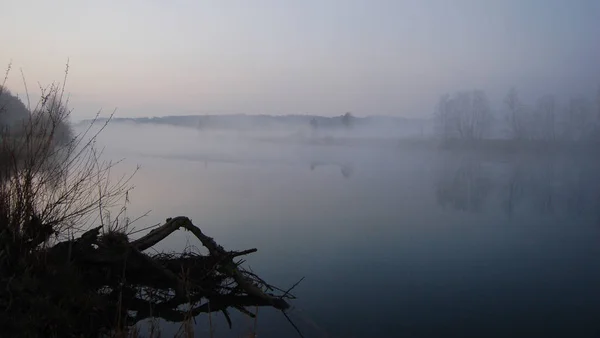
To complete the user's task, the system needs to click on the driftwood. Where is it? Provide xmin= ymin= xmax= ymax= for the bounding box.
xmin=131 ymin=217 xmax=290 ymax=310
xmin=0 ymin=216 xmax=297 ymax=337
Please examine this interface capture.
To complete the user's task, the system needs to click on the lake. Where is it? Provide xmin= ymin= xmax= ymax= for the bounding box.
xmin=91 ymin=123 xmax=600 ymax=338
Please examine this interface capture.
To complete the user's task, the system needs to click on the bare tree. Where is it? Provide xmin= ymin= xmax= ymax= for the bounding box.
xmin=535 ymin=94 xmax=557 ymax=141
xmin=470 ymin=90 xmax=492 ymax=140
xmin=341 ymin=112 xmax=354 ymax=128
xmin=434 ymin=90 xmax=491 ymax=142
xmin=504 ymin=87 xmax=528 ymax=140
xmin=562 ymin=97 xmax=593 ymax=142
xmin=434 ymin=93 xmax=452 ymax=141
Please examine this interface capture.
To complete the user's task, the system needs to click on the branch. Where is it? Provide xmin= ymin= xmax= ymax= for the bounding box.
xmin=132 ymin=217 xmax=290 ymax=310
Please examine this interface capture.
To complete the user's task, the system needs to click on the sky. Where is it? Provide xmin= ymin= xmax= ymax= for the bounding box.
xmin=1 ymin=0 xmax=599 ymax=119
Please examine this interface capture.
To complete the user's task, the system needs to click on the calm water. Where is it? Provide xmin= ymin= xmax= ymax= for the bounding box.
xmin=95 ymin=124 xmax=600 ymax=338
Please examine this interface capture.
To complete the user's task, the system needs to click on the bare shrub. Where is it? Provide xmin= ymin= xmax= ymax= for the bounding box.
xmin=0 ymin=64 xmax=133 ymax=252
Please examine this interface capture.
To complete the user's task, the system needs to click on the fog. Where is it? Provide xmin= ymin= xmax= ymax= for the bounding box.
xmin=80 ymin=118 xmax=600 ymax=337
xmin=3 ymin=0 xmax=600 ymax=335
xmin=3 ymin=1 xmax=600 ymax=118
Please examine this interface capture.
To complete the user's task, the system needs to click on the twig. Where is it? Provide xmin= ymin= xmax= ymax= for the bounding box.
xmin=281 ymin=277 xmax=305 ymax=299
xmin=282 ymin=311 xmax=305 ymax=338
xmin=19 ymin=68 xmax=31 ymax=111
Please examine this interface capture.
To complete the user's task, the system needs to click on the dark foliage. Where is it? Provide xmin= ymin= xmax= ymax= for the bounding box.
xmin=0 ymin=86 xmax=29 ymax=133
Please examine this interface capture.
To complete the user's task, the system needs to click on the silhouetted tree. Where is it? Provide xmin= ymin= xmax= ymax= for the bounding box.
xmin=433 ymin=90 xmax=491 ymax=142
xmin=434 ymin=93 xmax=452 ymax=141
xmin=535 ymin=94 xmax=557 ymax=141
xmin=341 ymin=112 xmax=354 ymax=128
xmin=563 ymin=97 xmax=594 ymax=142
xmin=504 ymin=87 xmax=529 ymax=140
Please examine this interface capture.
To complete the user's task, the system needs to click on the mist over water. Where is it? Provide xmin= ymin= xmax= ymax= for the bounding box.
xmin=3 ymin=1 xmax=600 ymax=336
xmin=85 ymin=121 xmax=600 ymax=338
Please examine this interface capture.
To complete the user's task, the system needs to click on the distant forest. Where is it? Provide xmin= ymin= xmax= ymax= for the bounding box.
xmin=76 ymin=86 xmax=600 ymax=153
xmin=79 ymin=113 xmax=425 ymax=131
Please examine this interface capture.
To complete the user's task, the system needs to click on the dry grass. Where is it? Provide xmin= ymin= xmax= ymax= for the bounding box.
xmin=0 ymin=64 xmax=140 ymax=337
xmin=0 ymin=64 xmax=301 ymax=338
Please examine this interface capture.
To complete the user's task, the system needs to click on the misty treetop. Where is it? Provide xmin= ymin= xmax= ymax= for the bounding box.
xmin=434 ymin=90 xmax=492 ymax=141
xmin=92 ymin=112 xmax=377 ymax=131
xmin=434 ymin=86 xmax=600 ymax=145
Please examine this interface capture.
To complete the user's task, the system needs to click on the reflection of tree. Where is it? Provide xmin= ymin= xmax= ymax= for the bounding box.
xmin=508 ymin=160 xmax=599 ymax=218
xmin=531 ymin=170 xmax=555 ymax=215
xmin=501 ymin=165 xmax=527 ymax=216
xmin=435 ymin=159 xmax=492 ymax=212
xmin=436 ymin=156 xmax=600 ymax=218
xmin=340 ymin=164 xmax=354 ymax=178
xmin=562 ymin=164 xmax=595 ymax=215
xmin=309 ymin=162 xmax=354 ymax=179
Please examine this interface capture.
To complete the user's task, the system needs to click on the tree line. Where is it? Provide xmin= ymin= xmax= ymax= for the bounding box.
xmin=433 ymin=86 xmax=600 ymax=144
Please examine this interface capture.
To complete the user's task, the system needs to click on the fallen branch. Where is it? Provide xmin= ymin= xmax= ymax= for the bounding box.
xmin=1 ymin=215 xmax=295 ymax=337
xmin=132 ymin=216 xmax=290 ymax=310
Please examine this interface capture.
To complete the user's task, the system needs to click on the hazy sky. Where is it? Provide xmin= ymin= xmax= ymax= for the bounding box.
xmin=1 ymin=0 xmax=599 ymax=118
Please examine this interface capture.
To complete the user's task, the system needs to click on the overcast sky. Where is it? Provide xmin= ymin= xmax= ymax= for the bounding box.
xmin=1 ymin=0 xmax=599 ymax=119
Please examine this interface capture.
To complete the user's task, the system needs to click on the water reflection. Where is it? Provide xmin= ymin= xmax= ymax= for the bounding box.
xmin=501 ymin=164 xmax=527 ymax=216
xmin=309 ymin=161 xmax=354 ymax=179
xmin=97 ymin=140 xmax=600 ymax=337
xmin=435 ymin=159 xmax=493 ymax=213
xmin=340 ymin=164 xmax=354 ymax=178
xmin=436 ymin=156 xmax=600 ymax=219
